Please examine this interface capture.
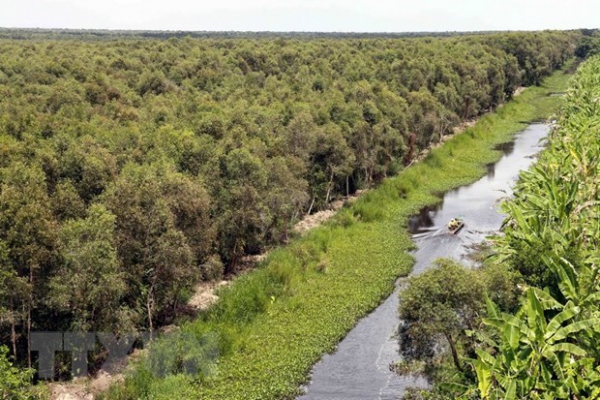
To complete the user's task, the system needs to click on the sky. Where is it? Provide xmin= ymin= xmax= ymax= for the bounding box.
xmin=0 ymin=0 xmax=598 ymax=32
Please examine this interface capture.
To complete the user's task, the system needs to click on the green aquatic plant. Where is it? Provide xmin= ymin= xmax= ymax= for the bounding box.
xmin=455 ymin=56 xmax=600 ymax=400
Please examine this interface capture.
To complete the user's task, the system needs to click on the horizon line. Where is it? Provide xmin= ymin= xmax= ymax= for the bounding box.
xmin=0 ymin=26 xmax=589 ymax=34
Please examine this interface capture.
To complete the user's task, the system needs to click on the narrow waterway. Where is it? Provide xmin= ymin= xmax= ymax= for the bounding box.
xmin=298 ymin=124 xmax=549 ymax=400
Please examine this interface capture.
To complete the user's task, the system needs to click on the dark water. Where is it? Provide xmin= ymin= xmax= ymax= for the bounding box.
xmin=298 ymin=124 xmax=549 ymax=400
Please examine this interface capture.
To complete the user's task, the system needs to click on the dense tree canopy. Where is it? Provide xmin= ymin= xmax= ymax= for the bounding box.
xmin=0 ymin=31 xmax=580 ymax=375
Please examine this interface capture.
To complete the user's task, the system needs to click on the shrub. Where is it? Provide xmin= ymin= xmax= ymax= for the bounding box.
xmin=0 ymin=346 xmax=40 ymax=400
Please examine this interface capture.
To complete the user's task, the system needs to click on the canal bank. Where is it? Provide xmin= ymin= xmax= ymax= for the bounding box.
xmin=104 ymin=65 xmax=573 ymax=400
xmin=299 ymin=123 xmax=550 ymax=399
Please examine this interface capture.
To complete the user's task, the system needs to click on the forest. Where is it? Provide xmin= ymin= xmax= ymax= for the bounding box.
xmin=0 ymin=29 xmax=583 ymax=396
xmin=398 ymin=55 xmax=600 ymax=399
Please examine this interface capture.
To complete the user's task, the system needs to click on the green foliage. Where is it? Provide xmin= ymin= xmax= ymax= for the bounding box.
xmin=398 ymin=259 xmax=519 ymax=375
xmin=399 ymin=259 xmax=486 ymax=369
xmin=575 ymin=30 xmax=600 ymax=58
xmin=0 ymin=346 xmax=40 ymax=400
xmin=464 ymin=284 xmax=600 ymax=399
xmin=201 ymin=255 xmax=225 ymax=282
xmin=105 ymin=62 xmax=572 ymax=400
xmin=0 ymin=30 xmax=581 ymax=393
xmin=48 ymin=204 xmax=126 ymax=331
xmin=423 ymin=56 xmax=600 ymax=400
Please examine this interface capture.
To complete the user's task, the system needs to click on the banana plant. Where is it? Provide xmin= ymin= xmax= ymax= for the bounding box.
xmin=463 ymin=289 xmax=600 ymax=400
xmin=460 ymin=58 xmax=600 ymax=400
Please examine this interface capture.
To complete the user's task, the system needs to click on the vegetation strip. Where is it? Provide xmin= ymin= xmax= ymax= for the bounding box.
xmin=399 ymin=55 xmax=600 ymax=400
xmin=0 ymin=32 xmax=578 ymax=352
xmin=104 ymin=64 xmax=574 ymax=400
xmin=448 ymin=55 xmax=600 ymax=400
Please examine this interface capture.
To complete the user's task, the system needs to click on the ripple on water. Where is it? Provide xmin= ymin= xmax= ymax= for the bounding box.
xmin=298 ymin=124 xmax=549 ymax=400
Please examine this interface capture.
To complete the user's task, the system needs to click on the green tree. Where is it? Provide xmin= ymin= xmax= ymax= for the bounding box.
xmin=102 ymin=164 xmax=198 ymax=330
xmin=399 ymin=259 xmax=485 ymax=371
xmin=310 ymin=124 xmax=355 ymax=206
xmin=0 ymin=163 xmax=58 ymax=366
xmin=0 ymin=346 xmax=39 ymax=400
xmin=0 ymin=240 xmax=28 ymax=359
xmin=216 ymin=148 xmax=268 ymax=272
xmin=59 ymin=137 xmax=117 ymax=203
xmin=264 ymin=156 xmax=309 ymax=242
xmin=48 ymin=204 xmax=128 ymax=332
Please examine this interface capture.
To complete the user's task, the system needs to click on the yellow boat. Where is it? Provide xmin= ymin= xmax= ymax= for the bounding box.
xmin=448 ymin=218 xmax=465 ymax=234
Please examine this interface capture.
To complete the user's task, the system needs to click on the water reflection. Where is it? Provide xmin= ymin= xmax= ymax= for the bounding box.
xmin=412 ymin=139 xmax=519 ymax=232
xmin=486 ymin=162 xmax=496 ymax=179
xmin=495 ymin=140 xmax=516 ymax=156
xmin=408 ymin=204 xmax=441 ymax=234
xmin=298 ymin=124 xmax=550 ymax=400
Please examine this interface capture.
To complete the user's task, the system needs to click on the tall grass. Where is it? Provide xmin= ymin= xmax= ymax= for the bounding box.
xmin=103 ymin=64 xmax=574 ymax=400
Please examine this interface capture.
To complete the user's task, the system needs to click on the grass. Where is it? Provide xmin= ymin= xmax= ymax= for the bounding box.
xmin=103 ymin=65 xmax=574 ymax=400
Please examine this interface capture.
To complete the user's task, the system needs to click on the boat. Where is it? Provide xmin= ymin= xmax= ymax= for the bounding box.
xmin=447 ymin=218 xmax=464 ymax=234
